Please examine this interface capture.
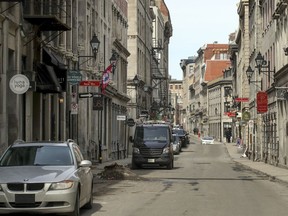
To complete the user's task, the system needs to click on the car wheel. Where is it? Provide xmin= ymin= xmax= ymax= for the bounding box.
xmin=131 ymin=159 xmax=139 ymax=169
xmin=82 ymin=183 xmax=93 ymax=209
xmin=167 ymin=160 xmax=173 ymax=170
xmin=69 ymin=190 xmax=80 ymax=216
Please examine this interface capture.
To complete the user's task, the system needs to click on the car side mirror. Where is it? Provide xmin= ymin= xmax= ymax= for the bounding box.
xmin=129 ymin=136 xmax=133 ymax=142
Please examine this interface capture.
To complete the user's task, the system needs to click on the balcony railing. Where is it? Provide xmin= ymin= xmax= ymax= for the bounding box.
xmin=23 ymin=0 xmax=71 ymax=31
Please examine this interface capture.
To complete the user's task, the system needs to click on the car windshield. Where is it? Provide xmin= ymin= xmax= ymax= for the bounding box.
xmin=173 ymin=129 xmax=185 ymax=135
xmin=203 ymin=137 xmax=213 ymax=140
xmin=0 ymin=145 xmax=73 ymax=166
xmin=135 ymin=126 xmax=168 ymax=141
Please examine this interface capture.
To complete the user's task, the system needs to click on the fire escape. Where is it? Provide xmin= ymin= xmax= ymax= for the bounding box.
xmin=151 ymin=36 xmax=169 ymax=109
xmin=22 ymin=0 xmax=71 ymax=93
xmin=23 ymin=0 xmax=70 ymax=31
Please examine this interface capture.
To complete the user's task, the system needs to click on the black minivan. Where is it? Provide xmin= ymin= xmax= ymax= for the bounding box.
xmin=131 ymin=121 xmax=174 ymax=169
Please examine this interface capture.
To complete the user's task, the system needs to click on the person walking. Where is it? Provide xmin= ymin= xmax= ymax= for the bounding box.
xmin=225 ymin=129 xmax=232 ymax=143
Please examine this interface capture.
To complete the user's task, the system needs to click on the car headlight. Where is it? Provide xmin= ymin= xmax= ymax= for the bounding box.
xmin=163 ymin=147 xmax=170 ymax=154
xmin=133 ymin=147 xmax=140 ymax=154
xmin=50 ymin=180 xmax=74 ymax=190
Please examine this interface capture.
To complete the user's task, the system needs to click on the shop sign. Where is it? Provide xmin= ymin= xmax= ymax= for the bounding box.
xmin=79 ymin=80 xmax=100 ymax=86
xmin=9 ymin=74 xmax=30 ymax=94
xmin=257 ymin=91 xmax=268 ymax=113
xmin=67 ymin=70 xmax=82 ymax=85
xmin=117 ymin=115 xmax=126 ymax=121
xmin=234 ymin=97 xmax=249 ymax=102
xmin=242 ymin=111 xmax=250 ymax=121
xmin=93 ymin=94 xmax=103 ymax=111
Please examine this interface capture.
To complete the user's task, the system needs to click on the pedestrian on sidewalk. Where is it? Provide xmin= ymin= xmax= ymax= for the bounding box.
xmin=225 ymin=129 xmax=232 ymax=143
xmin=236 ymin=137 xmax=241 ymax=147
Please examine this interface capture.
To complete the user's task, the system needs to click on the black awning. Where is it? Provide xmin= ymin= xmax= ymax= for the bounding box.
xmin=36 ymin=63 xmax=62 ymax=93
xmin=42 ymin=47 xmax=67 ymax=91
xmin=43 ymin=47 xmax=67 ymax=70
xmin=54 ymin=66 xmax=67 ymax=92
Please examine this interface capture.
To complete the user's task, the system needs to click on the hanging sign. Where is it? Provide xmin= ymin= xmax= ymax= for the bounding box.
xmin=242 ymin=111 xmax=251 ymax=121
xmin=234 ymin=97 xmax=249 ymax=102
xmin=93 ymin=93 xmax=103 ymax=111
xmin=257 ymin=91 xmax=268 ymax=113
xmin=9 ymin=74 xmax=30 ymax=94
xmin=79 ymin=80 xmax=100 ymax=86
xmin=67 ymin=70 xmax=82 ymax=85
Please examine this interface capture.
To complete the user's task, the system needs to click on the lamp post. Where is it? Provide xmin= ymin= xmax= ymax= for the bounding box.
xmin=246 ymin=52 xmax=275 ymax=84
xmin=90 ymin=34 xmax=101 ymax=57
xmin=109 ymin=50 xmax=119 ymax=73
xmin=73 ymin=33 xmax=100 ymax=159
xmin=78 ymin=33 xmax=100 ymax=69
xmin=245 ymin=51 xmax=276 ymax=161
xmin=133 ymin=75 xmax=140 ymax=118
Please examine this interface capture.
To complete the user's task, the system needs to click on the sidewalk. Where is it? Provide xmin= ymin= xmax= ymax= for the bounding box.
xmin=92 ymin=140 xmax=288 ymax=186
xmin=225 ymin=142 xmax=288 ymax=185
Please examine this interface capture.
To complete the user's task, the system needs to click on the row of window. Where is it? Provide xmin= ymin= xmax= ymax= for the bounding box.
xmin=169 ymin=84 xmax=182 ymax=90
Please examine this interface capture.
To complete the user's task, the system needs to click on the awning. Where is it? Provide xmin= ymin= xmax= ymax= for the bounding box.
xmin=42 ymin=47 xmax=67 ymax=91
xmin=43 ymin=47 xmax=67 ymax=70
xmin=36 ymin=63 xmax=61 ymax=93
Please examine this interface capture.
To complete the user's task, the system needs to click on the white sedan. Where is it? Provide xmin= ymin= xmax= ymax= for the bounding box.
xmin=201 ymin=136 xmax=214 ymax=145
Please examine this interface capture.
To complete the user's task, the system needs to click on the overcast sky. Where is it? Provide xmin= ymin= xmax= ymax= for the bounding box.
xmin=165 ymin=0 xmax=240 ymax=80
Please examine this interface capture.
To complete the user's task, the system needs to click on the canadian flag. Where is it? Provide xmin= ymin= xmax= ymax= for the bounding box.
xmin=101 ymin=63 xmax=114 ymax=93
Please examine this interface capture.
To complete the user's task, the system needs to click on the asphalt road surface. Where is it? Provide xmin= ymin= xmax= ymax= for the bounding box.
xmin=85 ymin=136 xmax=288 ymax=216
xmin=8 ymin=136 xmax=288 ymax=216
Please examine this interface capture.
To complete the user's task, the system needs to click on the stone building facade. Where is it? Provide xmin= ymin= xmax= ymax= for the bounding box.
xmin=0 ymin=0 xmax=172 ymax=163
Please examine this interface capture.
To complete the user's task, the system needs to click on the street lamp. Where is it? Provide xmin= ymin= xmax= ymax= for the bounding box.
xmin=74 ymin=34 xmax=100 ymax=150
xmin=254 ymin=52 xmax=275 ymax=74
xmin=78 ymin=33 xmax=100 ymax=69
xmin=109 ymin=51 xmax=119 ymax=73
xmin=132 ymin=75 xmax=140 ymax=118
xmin=90 ymin=33 xmax=100 ymax=58
xmin=255 ymin=52 xmax=265 ymax=70
xmin=246 ymin=52 xmax=275 ymax=84
xmin=133 ymin=75 xmax=140 ymax=86
xmin=246 ymin=65 xmax=256 ymax=84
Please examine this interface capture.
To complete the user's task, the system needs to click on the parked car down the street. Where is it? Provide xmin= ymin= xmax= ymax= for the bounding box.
xmin=0 ymin=139 xmax=93 ymax=216
xmin=172 ymin=128 xmax=188 ymax=147
xmin=131 ymin=120 xmax=174 ymax=170
xmin=201 ymin=136 xmax=215 ymax=145
xmin=172 ymin=134 xmax=182 ymax=154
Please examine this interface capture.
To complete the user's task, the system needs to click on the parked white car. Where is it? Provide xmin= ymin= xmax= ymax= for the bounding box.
xmin=0 ymin=139 xmax=93 ymax=216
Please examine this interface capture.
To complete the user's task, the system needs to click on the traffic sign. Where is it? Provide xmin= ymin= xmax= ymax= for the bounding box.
xmin=71 ymin=102 xmax=78 ymax=115
xmin=79 ymin=80 xmax=100 ymax=86
xmin=126 ymin=118 xmax=135 ymax=127
xmin=79 ymin=93 xmax=93 ymax=98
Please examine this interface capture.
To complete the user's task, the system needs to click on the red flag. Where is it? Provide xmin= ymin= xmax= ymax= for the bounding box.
xmin=101 ymin=63 xmax=114 ymax=93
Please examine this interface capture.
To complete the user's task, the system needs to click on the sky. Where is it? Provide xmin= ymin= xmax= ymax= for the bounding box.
xmin=165 ymin=0 xmax=240 ymax=80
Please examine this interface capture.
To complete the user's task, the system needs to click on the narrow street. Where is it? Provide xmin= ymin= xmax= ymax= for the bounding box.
xmin=82 ymin=136 xmax=288 ymax=216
